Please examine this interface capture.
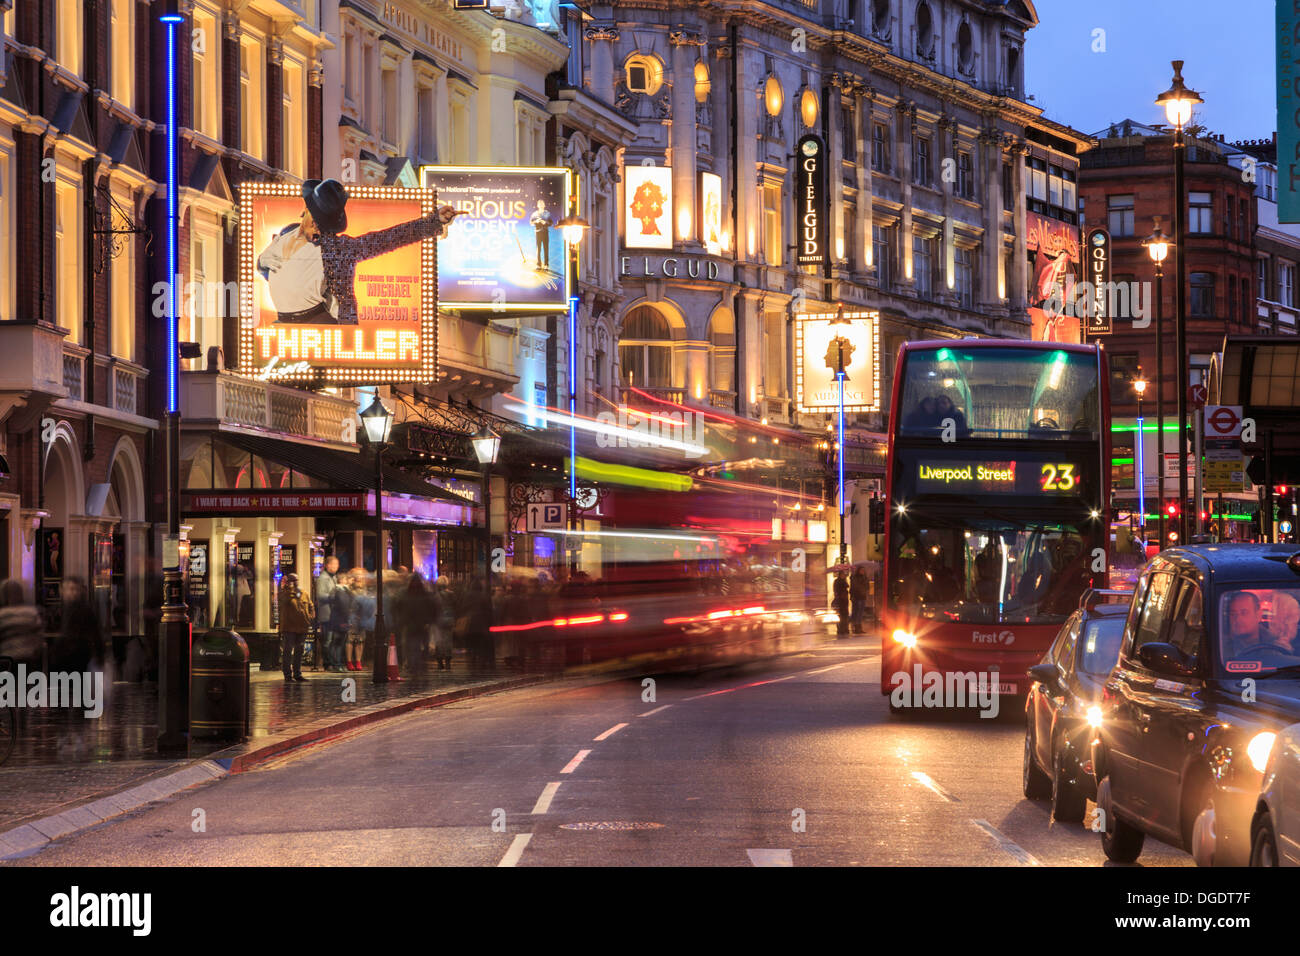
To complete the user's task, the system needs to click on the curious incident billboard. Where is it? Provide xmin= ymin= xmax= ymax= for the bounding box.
xmin=421 ymin=165 xmax=571 ymax=311
xmin=238 ymin=181 xmax=446 ymax=385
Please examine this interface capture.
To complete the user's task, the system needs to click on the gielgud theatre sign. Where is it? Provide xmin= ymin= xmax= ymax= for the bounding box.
xmin=238 ymin=180 xmax=459 ymax=385
xmin=619 ymin=255 xmax=731 ymax=282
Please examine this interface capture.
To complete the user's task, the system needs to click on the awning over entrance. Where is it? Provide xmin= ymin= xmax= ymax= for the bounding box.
xmin=207 ymin=433 xmax=470 ymax=505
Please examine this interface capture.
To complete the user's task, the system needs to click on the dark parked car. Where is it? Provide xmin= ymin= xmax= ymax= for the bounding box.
xmin=1024 ymin=590 xmax=1131 ymax=823
xmin=1092 ymin=545 xmax=1300 ymax=865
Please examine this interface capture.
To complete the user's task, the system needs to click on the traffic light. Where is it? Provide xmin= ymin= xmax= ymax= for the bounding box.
xmin=1165 ymin=503 xmax=1179 ymax=518
xmin=868 ymin=495 xmax=885 ymax=535
xmin=1277 ymin=485 xmax=1290 ymax=497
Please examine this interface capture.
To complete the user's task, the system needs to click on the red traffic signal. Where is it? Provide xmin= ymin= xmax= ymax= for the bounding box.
xmin=1165 ymin=503 xmax=1178 ymax=516
xmin=1278 ymin=485 xmax=1290 ymax=496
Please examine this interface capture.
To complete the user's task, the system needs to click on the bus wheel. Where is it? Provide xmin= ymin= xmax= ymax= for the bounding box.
xmin=1022 ymin=724 xmax=1052 ymax=800
xmin=1050 ymin=745 xmax=1086 ymax=823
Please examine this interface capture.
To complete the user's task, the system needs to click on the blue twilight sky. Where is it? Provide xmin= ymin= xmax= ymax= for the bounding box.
xmin=1025 ymin=0 xmax=1276 ymax=142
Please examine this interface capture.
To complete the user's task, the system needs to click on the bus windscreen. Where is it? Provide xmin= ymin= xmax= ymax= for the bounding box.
xmin=898 ymin=347 xmax=1100 ymax=440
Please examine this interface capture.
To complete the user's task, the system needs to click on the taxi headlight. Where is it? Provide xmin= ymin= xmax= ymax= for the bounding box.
xmin=1086 ymin=704 xmax=1103 ymax=729
xmin=892 ymin=629 xmax=918 ymax=649
xmin=1247 ymin=732 xmax=1277 ymax=774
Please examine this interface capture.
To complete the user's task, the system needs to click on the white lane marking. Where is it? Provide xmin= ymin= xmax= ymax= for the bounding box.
xmin=531 ymin=782 xmax=562 ymax=815
xmin=970 ymin=819 xmax=1041 ymax=866
xmin=498 ymin=833 xmax=533 ymax=867
xmin=911 ymin=771 xmax=961 ymax=803
xmin=746 ymin=848 xmax=794 ymax=867
xmin=640 ymin=705 xmax=672 ymax=718
xmin=684 ymin=673 xmax=802 ymax=701
xmin=594 ymin=723 xmax=628 ymax=741
xmin=560 ymin=749 xmax=592 ymax=774
xmin=805 ymin=662 xmax=851 ymax=675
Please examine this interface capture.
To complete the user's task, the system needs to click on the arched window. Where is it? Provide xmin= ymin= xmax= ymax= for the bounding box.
xmin=872 ymin=0 xmax=891 ymax=38
xmin=694 ymin=61 xmax=710 ymax=103
xmin=624 ymin=54 xmax=664 ymax=96
xmin=957 ymin=21 xmax=973 ymax=74
xmin=708 ymin=309 xmax=736 ymax=395
xmin=619 ymin=306 xmax=673 ymax=389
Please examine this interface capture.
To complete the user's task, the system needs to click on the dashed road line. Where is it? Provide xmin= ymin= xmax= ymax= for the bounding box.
xmin=970 ymin=819 xmax=1041 ymax=866
xmin=911 ymin=771 xmax=961 ymax=803
xmin=746 ymin=848 xmax=794 ymax=867
xmin=560 ymin=749 xmax=592 ymax=774
xmin=639 ymin=705 xmax=672 ymax=718
xmin=531 ymin=782 xmax=562 ymax=815
xmin=498 ymin=833 xmax=533 ymax=867
xmin=594 ymin=723 xmax=628 ymax=741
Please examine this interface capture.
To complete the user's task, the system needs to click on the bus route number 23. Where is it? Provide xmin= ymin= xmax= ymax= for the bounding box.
xmin=1040 ymin=463 xmax=1077 ymax=492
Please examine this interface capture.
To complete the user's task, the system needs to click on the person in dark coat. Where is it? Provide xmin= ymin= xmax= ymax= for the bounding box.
xmin=0 ymin=578 xmax=44 ymax=669
xmin=400 ymin=574 xmax=435 ymax=676
xmin=849 ymin=568 xmax=869 ymax=635
xmin=278 ymin=574 xmax=314 ymax=682
xmin=832 ymin=571 xmax=850 ymax=637
xmin=49 ymin=578 xmax=104 ymax=674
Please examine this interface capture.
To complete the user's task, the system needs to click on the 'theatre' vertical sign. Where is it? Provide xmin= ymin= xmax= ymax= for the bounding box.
xmin=1280 ymin=1 xmax=1300 ymax=222
xmin=795 ymin=134 xmax=828 ymax=266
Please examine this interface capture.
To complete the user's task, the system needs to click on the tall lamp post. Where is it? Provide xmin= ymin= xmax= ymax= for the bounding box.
xmin=829 ymin=305 xmax=850 ymax=564
xmin=360 ymin=396 xmax=393 ymax=685
xmin=558 ymin=189 xmax=589 ymax=575
xmin=471 ymin=424 xmax=501 ymax=600
xmin=1134 ymin=374 xmax=1148 ymax=538
xmin=158 ymin=1 xmax=191 ymax=752
xmin=1156 ymin=61 xmax=1203 ymax=544
xmin=1141 ymin=220 xmax=1172 ymax=546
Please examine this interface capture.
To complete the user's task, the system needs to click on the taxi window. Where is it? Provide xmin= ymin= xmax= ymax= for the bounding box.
xmin=1080 ymin=616 xmax=1126 ymax=676
xmin=1167 ymin=580 xmax=1206 ymax=665
xmin=1129 ymin=571 xmax=1174 ymax=659
xmin=1217 ymin=587 xmax=1300 ymax=676
xmin=1052 ymin=616 xmax=1080 ymax=672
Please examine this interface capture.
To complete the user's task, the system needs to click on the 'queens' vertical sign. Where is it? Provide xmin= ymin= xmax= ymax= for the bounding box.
xmin=796 ymin=134 xmax=827 ymax=266
xmin=1279 ymin=2 xmax=1300 ymax=222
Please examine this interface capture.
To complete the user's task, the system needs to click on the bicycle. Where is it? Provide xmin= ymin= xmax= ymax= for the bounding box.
xmin=0 ymin=656 xmax=14 ymax=766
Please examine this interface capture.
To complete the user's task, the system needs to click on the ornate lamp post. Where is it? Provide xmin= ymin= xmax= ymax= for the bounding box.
xmin=1156 ymin=61 xmax=1203 ymax=544
xmin=558 ymin=187 xmax=589 ymax=574
xmin=1141 ymin=219 xmax=1172 ymax=546
xmin=471 ymin=423 xmax=501 ymax=588
xmin=360 ymin=395 xmax=393 ymax=684
xmin=829 ymin=304 xmax=850 ymax=564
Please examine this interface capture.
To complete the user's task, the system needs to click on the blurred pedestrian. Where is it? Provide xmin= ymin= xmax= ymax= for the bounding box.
xmin=832 ymin=571 xmax=849 ymax=637
xmin=400 ymin=574 xmax=434 ymax=675
xmin=849 ymin=567 xmax=868 ymax=635
xmin=0 ymin=578 xmax=44 ymax=669
xmin=316 ymin=555 xmax=343 ymax=671
xmin=48 ymin=578 xmax=107 ymax=752
xmin=278 ymin=573 xmax=313 ymax=682
xmin=346 ymin=568 xmax=373 ymax=672
xmin=433 ymin=576 xmax=455 ymax=670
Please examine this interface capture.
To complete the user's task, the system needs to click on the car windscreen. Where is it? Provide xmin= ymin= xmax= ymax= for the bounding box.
xmin=1217 ymin=587 xmax=1300 ymax=676
xmin=1079 ymin=616 xmax=1126 ymax=676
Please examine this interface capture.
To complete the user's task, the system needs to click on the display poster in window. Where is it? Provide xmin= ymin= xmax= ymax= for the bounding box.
xmin=187 ymin=539 xmax=210 ymax=630
xmin=235 ymin=542 xmax=256 ymax=629
xmin=1026 ymin=212 xmax=1081 ymax=343
xmin=420 ymin=166 xmax=570 ymax=311
xmin=90 ymin=532 xmax=113 ymax=635
xmin=699 ymin=172 xmax=723 ymax=256
xmin=622 ymin=165 xmax=673 ymax=250
xmin=269 ymin=543 xmax=282 ymax=631
xmin=237 ymin=182 xmax=442 ymax=387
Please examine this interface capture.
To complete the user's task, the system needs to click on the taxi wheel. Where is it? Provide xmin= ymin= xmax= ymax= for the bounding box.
xmin=1023 ymin=724 xmax=1052 ymax=800
xmin=1050 ymin=746 xmax=1086 ymax=824
xmin=1251 ymin=816 xmax=1280 ymax=867
xmin=1098 ymin=775 xmax=1145 ymax=863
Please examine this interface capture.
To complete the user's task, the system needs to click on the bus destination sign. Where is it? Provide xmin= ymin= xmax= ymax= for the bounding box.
xmin=915 ymin=460 xmax=1081 ymax=496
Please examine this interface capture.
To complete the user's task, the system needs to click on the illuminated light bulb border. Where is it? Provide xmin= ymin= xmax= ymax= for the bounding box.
xmin=236 ymin=182 xmax=440 ymax=386
xmin=793 ymin=310 xmax=883 ymax=414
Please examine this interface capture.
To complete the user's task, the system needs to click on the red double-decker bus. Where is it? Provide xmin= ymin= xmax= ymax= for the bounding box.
xmin=880 ymin=340 xmax=1111 ymax=712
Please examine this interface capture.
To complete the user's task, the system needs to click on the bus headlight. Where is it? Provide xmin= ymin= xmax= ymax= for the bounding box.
xmin=1086 ymin=705 xmax=1103 ymax=729
xmin=1247 ymin=732 xmax=1277 ymax=774
xmin=892 ymin=629 xmax=918 ymax=649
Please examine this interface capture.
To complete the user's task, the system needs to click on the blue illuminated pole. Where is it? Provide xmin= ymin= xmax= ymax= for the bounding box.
xmin=158 ymin=4 xmax=191 ymax=752
xmin=1135 ymin=416 xmax=1146 ymax=532
xmin=838 ymin=370 xmax=846 ymax=564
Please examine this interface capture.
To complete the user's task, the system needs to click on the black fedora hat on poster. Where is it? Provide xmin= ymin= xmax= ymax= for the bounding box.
xmin=302 ymin=178 xmax=349 ymax=235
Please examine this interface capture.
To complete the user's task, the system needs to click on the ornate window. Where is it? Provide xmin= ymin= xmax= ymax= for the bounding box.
xmin=915 ymin=2 xmax=934 ymax=59
xmin=957 ymin=20 xmax=974 ymax=74
xmin=625 ymin=54 xmax=665 ymax=96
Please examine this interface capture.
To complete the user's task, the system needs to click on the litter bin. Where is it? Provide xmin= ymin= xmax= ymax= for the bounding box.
xmin=190 ymin=628 xmax=250 ymax=741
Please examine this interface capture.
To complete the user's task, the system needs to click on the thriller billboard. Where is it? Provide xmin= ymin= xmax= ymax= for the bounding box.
xmin=421 ymin=166 xmax=571 ymax=312
xmin=795 ymin=310 xmax=882 ymax=413
xmin=238 ymin=181 xmax=442 ymax=385
xmin=1026 ymin=211 xmax=1081 ymax=344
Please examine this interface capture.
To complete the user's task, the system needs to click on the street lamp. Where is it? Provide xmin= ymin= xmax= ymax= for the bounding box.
xmin=1156 ymin=60 xmax=1202 ymax=543
xmin=1133 ymin=374 xmax=1147 ymax=534
xmin=360 ymin=395 xmax=393 ymax=684
xmin=472 ymin=423 xmax=500 ymax=669
xmin=829 ymin=304 xmax=850 ymax=564
xmin=561 ymin=183 xmax=589 ymax=573
xmin=1141 ymin=218 xmax=1173 ymax=547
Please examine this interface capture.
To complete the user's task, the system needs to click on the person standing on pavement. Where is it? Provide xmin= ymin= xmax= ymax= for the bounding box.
xmin=433 ymin=576 xmax=455 ymax=671
xmin=400 ymin=574 xmax=434 ymax=676
xmin=832 ymin=571 xmax=850 ymax=637
xmin=849 ymin=567 xmax=868 ymax=635
xmin=316 ymin=556 xmax=342 ymax=671
xmin=278 ymin=574 xmax=313 ymax=682
xmin=0 ymin=578 xmax=44 ymax=669
xmin=346 ymin=569 xmax=373 ymax=672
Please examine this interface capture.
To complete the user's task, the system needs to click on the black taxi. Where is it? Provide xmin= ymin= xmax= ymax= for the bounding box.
xmin=1092 ymin=544 xmax=1300 ymax=865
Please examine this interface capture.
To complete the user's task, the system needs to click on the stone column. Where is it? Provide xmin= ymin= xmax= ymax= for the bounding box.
xmin=266 ymin=36 xmax=284 ymax=171
xmin=669 ymin=30 xmax=703 ymax=246
xmin=585 ymin=25 xmax=618 ymax=104
xmin=826 ymin=76 xmax=843 ymax=271
xmin=899 ymin=102 xmax=915 ymax=287
xmin=981 ymin=125 xmax=1002 ymax=308
xmin=1010 ymin=139 xmax=1028 ymax=314
xmin=856 ymin=87 xmax=872 ymax=278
